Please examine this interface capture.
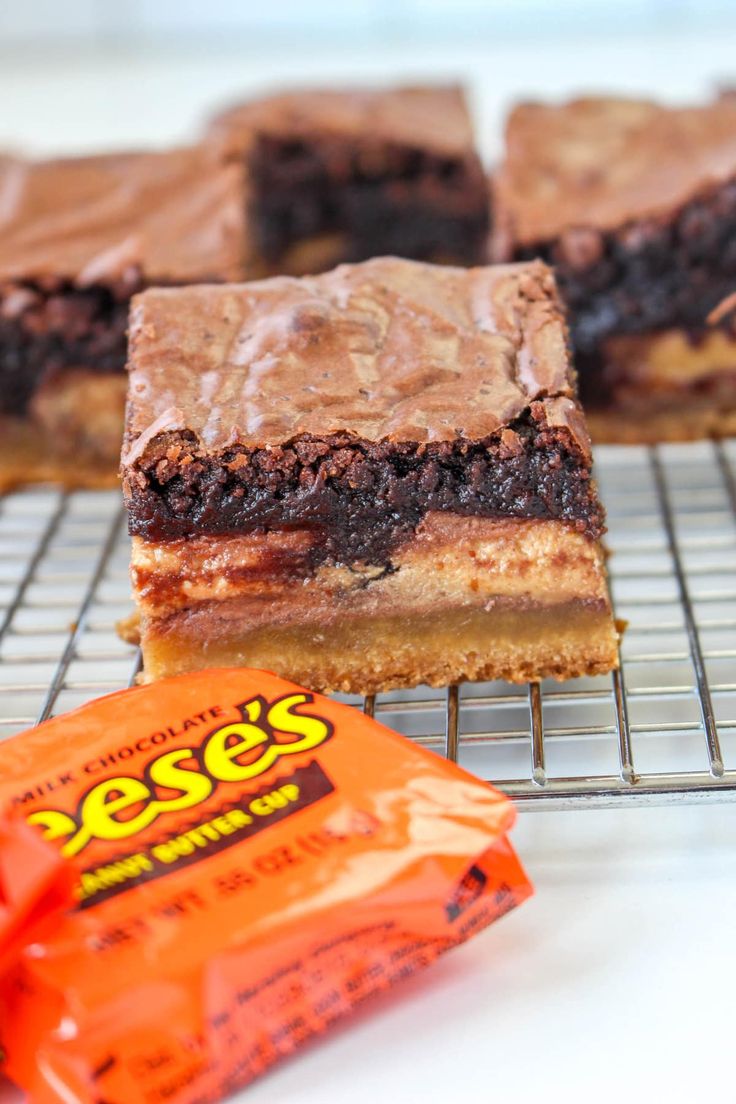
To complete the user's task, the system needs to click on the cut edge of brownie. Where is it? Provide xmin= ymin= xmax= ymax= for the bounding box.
xmin=248 ymin=133 xmax=490 ymax=268
xmin=512 ymin=176 xmax=736 ymax=355
xmin=123 ymin=401 xmax=604 ymax=568
xmin=0 ymin=277 xmax=141 ymax=416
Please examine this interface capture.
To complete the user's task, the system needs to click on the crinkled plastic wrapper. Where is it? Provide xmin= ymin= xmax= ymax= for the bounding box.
xmin=0 ymin=668 xmax=532 ymax=1103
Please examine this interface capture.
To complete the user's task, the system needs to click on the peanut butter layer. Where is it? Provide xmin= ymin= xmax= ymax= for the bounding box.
xmin=131 ymin=516 xmax=610 ymax=619
xmin=129 ymin=515 xmax=618 ymax=690
xmin=581 ymin=329 xmax=736 ymax=444
xmin=586 ymin=405 xmax=736 ymax=445
xmin=0 ymin=371 xmax=126 ymax=490
xmin=29 ymin=370 xmax=127 ymax=463
xmin=601 ymin=328 xmax=736 ymax=389
xmin=0 ymin=426 xmax=119 ymax=493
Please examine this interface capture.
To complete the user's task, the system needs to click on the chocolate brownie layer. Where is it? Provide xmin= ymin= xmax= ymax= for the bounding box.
xmin=123 ymin=258 xmax=601 ymax=563
xmin=209 ymin=86 xmax=488 ymax=270
xmin=126 ymin=408 xmax=602 ymax=564
xmin=0 ymin=281 xmax=136 ymax=416
xmin=250 ymin=134 xmax=488 ymax=267
xmin=516 ymin=183 xmax=736 ymax=354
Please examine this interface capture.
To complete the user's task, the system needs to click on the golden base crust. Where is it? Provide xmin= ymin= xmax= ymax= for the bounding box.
xmin=128 ymin=601 xmax=619 ymax=694
xmin=0 ymin=424 xmax=120 ymax=491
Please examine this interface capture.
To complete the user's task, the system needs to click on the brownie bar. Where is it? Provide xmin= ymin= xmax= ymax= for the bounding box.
xmin=207 ymin=85 xmax=489 ymax=275
xmin=122 ymin=257 xmax=618 ymax=692
xmin=492 ymin=96 xmax=736 ymax=441
xmin=0 ymin=148 xmax=246 ymax=487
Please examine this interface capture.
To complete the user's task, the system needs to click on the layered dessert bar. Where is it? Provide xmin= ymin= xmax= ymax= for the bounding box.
xmin=0 ymin=147 xmax=246 ymax=488
xmin=492 ymin=96 xmax=736 ymax=441
xmin=207 ymin=85 xmax=489 ymax=276
xmin=122 ymin=256 xmax=618 ymax=693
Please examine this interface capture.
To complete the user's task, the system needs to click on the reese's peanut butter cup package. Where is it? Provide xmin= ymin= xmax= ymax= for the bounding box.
xmin=0 ymin=668 xmax=532 ymax=1104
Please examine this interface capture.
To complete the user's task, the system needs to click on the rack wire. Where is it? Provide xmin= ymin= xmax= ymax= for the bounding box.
xmin=0 ymin=440 xmax=734 ymax=808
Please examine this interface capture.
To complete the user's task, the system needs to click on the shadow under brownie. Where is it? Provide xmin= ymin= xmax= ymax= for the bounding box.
xmin=122 ymin=256 xmax=618 ymax=693
xmin=0 ymin=147 xmax=247 ymax=489
xmin=207 ymin=85 xmax=489 ymax=276
xmin=491 ymin=95 xmax=736 ymax=441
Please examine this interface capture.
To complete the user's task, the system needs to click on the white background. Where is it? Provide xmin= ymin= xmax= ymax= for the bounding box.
xmin=1 ymin=7 xmax=736 ymax=1102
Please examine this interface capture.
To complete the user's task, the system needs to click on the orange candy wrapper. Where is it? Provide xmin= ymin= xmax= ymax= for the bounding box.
xmin=0 ymin=812 xmax=76 ymax=980
xmin=0 ymin=668 xmax=532 ymax=1103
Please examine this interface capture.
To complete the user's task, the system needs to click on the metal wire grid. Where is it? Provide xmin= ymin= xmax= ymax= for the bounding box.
xmin=0 ymin=440 xmax=734 ymax=808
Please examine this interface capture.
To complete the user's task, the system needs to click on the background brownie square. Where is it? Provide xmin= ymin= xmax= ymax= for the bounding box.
xmin=0 ymin=146 xmax=247 ymax=488
xmin=492 ymin=95 xmax=736 ymax=442
xmin=207 ymin=85 xmax=490 ymax=276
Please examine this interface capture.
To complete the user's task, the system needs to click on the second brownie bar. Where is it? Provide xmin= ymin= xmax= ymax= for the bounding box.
xmin=207 ymin=85 xmax=490 ymax=276
xmin=122 ymin=257 xmax=618 ymax=693
xmin=0 ymin=147 xmax=246 ymax=489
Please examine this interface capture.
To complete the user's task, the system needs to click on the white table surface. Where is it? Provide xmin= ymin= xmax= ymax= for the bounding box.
xmin=1 ymin=27 xmax=735 ymax=1103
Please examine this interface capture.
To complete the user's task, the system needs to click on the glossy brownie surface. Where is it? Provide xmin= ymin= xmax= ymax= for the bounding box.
xmin=496 ymin=96 xmax=736 ymax=243
xmin=0 ymin=148 xmax=245 ymax=285
xmin=210 ymin=86 xmax=479 ymax=159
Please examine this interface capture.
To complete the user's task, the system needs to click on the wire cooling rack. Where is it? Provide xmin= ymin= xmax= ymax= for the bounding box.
xmin=0 ymin=440 xmax=734 ymax=809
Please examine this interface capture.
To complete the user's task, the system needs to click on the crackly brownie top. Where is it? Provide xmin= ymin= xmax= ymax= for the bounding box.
xmin=207 ymin=84 xmax=478 ymax=159
xmin=0 ymin=147 xmax=247 ymax=286
xmin=124 ymin=256 xmax=588 ymax=464
xmin=497 ymin=96 xmax=736 ymax=245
